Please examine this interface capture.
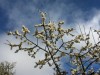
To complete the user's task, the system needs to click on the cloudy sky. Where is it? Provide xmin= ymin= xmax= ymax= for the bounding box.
xmin=0 ymin=0 xmax=100 ymax=75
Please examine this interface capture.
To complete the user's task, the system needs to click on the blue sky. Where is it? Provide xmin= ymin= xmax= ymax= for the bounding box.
xmin=0 ymin=0 xmax=100 ymax=75
xmin=0 ymin=0 xmax=100 ymax=33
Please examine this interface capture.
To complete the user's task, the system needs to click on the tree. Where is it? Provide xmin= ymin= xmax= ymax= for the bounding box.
xmin=0 ymin=61 xmax=16 ymax=75
xmin=6 ymin=12 xmax=100 ymax=75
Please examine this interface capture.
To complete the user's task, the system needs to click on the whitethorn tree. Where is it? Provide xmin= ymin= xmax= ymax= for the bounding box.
xmin=7 ymin=12 xmax=100 ymax=75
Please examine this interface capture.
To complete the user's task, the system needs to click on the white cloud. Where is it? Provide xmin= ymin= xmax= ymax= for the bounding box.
xmin=75 ymin=10 xmax=100 ymax=43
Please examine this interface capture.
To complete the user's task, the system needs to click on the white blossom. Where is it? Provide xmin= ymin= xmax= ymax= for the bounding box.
xmin=22 ymin=25 xmax=30 ymax=33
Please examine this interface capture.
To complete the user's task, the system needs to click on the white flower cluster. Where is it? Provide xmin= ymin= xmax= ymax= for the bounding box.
xmin=48 ymin=21 xmax=56 ymax=32
xmin=22 ymin=25 xmax=30 ymax=33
